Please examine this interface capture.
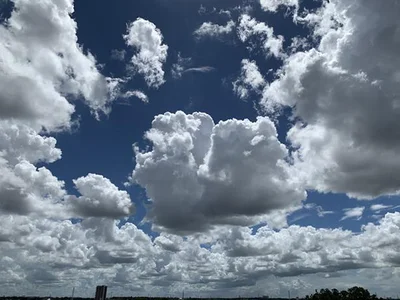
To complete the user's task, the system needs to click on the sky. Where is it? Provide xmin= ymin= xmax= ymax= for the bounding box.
xmin=0 ymin=0 xmax=400 ymax=298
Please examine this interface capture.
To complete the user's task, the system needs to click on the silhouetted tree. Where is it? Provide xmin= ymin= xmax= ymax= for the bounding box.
xmin=305 ymin=287 xmax=381 ymax=300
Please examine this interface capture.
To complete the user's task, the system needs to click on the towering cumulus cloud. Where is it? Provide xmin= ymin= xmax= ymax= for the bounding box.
xmin=263 ymin=0 xmax=400 ymax=199
xmin=132 ymin=111 xmax=306 ymax=233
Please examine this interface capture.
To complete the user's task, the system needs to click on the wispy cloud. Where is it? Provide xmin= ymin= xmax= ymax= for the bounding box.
xmin=341 ymin=207 xmax=365 ymax=221
xmin=119 ymin=90 xmax=149 ymax=104
xmin=304 ymin=203 xmax=334 ymax=217
xmin=182 ymin=66 xmax=216 ymax=74
xmin=172 ymin=53 xmax=216 ymax=79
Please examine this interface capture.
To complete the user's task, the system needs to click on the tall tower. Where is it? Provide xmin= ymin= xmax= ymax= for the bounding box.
xmin=95 ymin=286 xmax=108 ymax=300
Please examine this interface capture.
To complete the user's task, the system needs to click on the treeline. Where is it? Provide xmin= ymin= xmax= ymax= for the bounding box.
xmin=305 ymin=287 xmax=388 ymax=300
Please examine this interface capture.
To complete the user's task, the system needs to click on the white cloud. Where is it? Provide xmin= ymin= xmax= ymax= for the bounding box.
xmin=124 ymin=18 xmax=168 ymax=89
xmin=262 ymin=0 xmax=400 ymax=199
xmin=131 ymin=111 xmax=306 ymax=233
xmin=259 ymin=0 xmax=299 ymax=13
xmin=0 ymin=159 xmax=66 ymax=217
xmin=304 ymin=203 xmax=334 ymax=217
xmin=233 ymin=59 xmax=266 ymax=99
xmin=238 ymin=14 xmax=285 ymax=58
xmin=68 ymin=173 xmax=134 ymax=219
xmin=121 ymin=90 xmax=149 ymax=103
xmin=1 ymin=212 xmax=400 ymax=296
xmin=194 ymin=20 xmax=236 ymax=39
xmin=341 ymin=207 xmax=365 ymax=221
xmin=370 ymin=204 xmax=394 ymax=212
xmin=0 ymin=0 xmax=120 ymax=131
xmin=0 ymin=121 xmax=61 ymax=166
xmin=172 ymin=54 xmax=215 ymax=79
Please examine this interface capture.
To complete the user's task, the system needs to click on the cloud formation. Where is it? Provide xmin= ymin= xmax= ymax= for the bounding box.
xmin=131 ymin=111 xmax=305 ymax=233
xmin=238 ymin=14 xmax=285 ymax=58
xmin=263 ymin=0 xmax=400 ymax=199
xmin=68 ymin=174 xmax=134 ymax=218
xmin=233 ymin=59 xmax=266 ymax=99
xmin=194 ymin=20 xmax=236 ymax=39
xmin=341 ymin=207 xmax=365 ymax=221
xmin=0 ymin=0 xmax=120 ymax=131
xmin=171 ymin=54 xmax=216 ymax=79
xmin=124 ymin=18 xmax=168 ymax=89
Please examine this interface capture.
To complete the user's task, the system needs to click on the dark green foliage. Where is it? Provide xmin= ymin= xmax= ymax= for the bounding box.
xmin=305 ymin=287 xmax=382 ymax=300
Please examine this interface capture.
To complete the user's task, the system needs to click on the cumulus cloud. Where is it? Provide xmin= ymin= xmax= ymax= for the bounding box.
xmin=233 ymin=59 xmax=266 ymax=99
xmin=262 ymin=0 xmax=400 ymax=199
xmin=68 ymin=173 xmax=134 ymax=218
xmin=124 ymin=18 xmax=168 ymax=88
xmin=238 ymin=14 xmax=285 ymax=58
xmin=1 ymin=211 xmax=400 ymax=296
xmin=131 ymin=111 xmax=305 ymax=233
xmin=194 ymin=20 xmax=236 ymax=39
xmin=0 ymin=159 xmax=66 ymax=217
xmin=259 ymin=0 xmax=299 ymax=13
xmin=0 ymin=0 xmax=120 ymax=131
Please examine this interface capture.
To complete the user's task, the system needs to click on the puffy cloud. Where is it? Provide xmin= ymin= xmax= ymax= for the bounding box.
xmin=124 ymin=18 xmax=168 ymax=89
xmin=259 ymin=0 xmax=299 ymax=12
xmin=1 ymin=212 xmax=400 ymax=296
xmin=194 ymin=20 xmax=236 ymax=39
xmin=131 ymin=111 xmax=305 ymax=233
xmin=238 ymin=14 xmax=285 ymax=58
xmin=233 ymin=59 xmax=266 ymax=99
xmin=262 ymin=0 xmax=400 ymax=199
xmin=68 ymin=174 xmax=134 ymax=219
xmin=0 ymin=121 xmax=61 ymax=166
xmin=341 ymin=207 xmax=365 ymax=221
xmin=0 ymin=0 xmax=119 ymax=131
xmin=0 ymin=159 xmax=66 ymax=217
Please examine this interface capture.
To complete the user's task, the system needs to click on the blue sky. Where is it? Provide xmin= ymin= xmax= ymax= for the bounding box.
xmin=0 ymin=0 xmax=400 ymax=298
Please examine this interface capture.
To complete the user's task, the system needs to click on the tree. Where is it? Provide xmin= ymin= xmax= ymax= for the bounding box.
xmin=305 ymin=287 xmax=380 ymax=300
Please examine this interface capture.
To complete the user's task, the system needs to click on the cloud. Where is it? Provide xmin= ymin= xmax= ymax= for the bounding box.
xmin=121 ymin=90 xmax=149 ymax=104
xmin=183 ymin=66 xmax=216 ymax=74
xmin=0 ymin=159 xmax=66 ymax=217
xmin=111 ymin=49 xmax=127 ymax=61
xmin=124 ymin=18 xmax=168 ymax=89
xmin=233 ymin=59 xmax=266 ymax=99
xmin=131 ymin=111 xmax=306 ymax=234
xmin=68 ymin=173 xmax=134 ymax=219
xmin=370 ymin=204 xmax=400 ymax=214
xmin=1 ymin=212 xmax=400 ymax=296
xmin=238 ymin=14 xmax=285 ymax=58
xmin=0 ymin=121 xmax=61 ymax=166
xmin=262 ymin=0 xmax=400 ymax=199
xmin=259 ymin=0 xmax=299 ymax=13
xmin=0 ymin=0 xmax=120 ymax=131
xmin=304 ymin=203 xmax=334 ymax=217
xmin=194 ymin=20 xmax=236 ymax=39
xmin=171 ymin=54 xmax=215 ymax=79
xmin=340 ymin=207 xmax=365 ymax=221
